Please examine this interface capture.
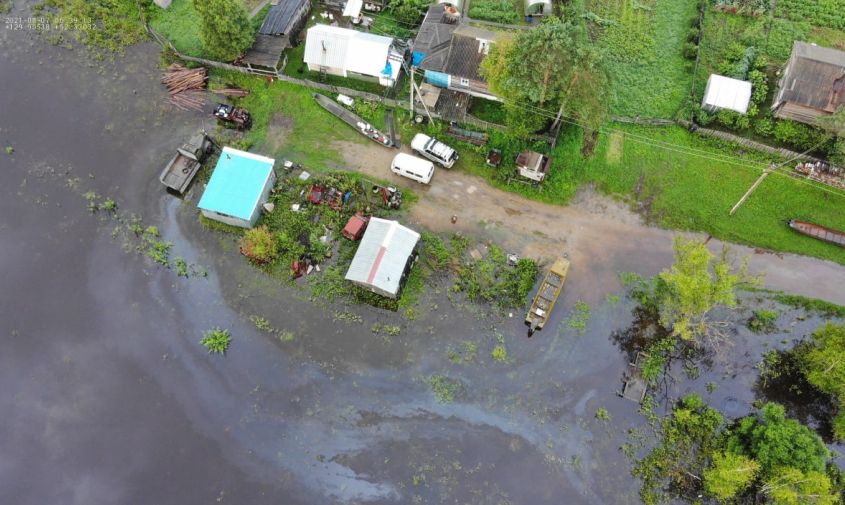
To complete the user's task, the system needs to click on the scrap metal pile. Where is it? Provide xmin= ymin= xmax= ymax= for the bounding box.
xmin=794 ymin=161 xmax=845 ymax=190
xmin=162 ymin=64 xmax=208 ymax=111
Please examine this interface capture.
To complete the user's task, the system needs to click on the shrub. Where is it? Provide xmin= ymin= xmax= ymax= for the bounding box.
xmin=754 ymin=116 xmax=774 ymax=136
xmin=683 ymin=42 xmax=699 ymax=60
xmin=239 ymin=226 xmax=278 ymax=264
xmin=773 ymin=119 xmax=829 ymax=151
xmin=201 ymin=327 xmax=231 ymax=354
xmin=747 ymin=308 xmax=778 ymax=333
xmin=491 ymin=344 xmax=508 ymax=362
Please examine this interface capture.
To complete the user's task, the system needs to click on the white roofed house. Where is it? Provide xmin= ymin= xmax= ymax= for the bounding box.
xmin=303 ymin=24 xmax=404 ymax=86
xmin=345 ymin=218 xmax=420 ymax=299
xmin=701 ymin=74 xmax=753 ymax=114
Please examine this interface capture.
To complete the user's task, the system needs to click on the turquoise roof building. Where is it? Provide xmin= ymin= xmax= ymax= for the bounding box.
xmin=198 ymin=147 xmax=276 ymax=228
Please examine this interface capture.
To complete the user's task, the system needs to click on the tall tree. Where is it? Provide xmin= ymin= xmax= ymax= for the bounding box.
xmin=816 ymin=106 xmax=845 ymax=166
xmin=480 ymin=16 xmax=611 ymax=148
xmin=653 ymin=236 xmax=748 ymax=347
xmin=763 ymin=467 xmax=839 ymax=505
xmin=799 ymin=323 xmax=845 ymax=440
xmin=193 ymin=0 xmax=254 ymax=61
xmin=703 ymin=451 xmax=760 ymax=501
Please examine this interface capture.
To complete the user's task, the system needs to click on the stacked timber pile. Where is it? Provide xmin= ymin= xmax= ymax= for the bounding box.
xmin=162 ymin=64 xmax=208 ymax=111
xmin=211 ymin=87 xmax=250 ymax=97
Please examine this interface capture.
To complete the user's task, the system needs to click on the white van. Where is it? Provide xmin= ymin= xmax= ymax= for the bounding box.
xmin=410 ymin=133 xmax=458 ymax=168
xmin=390 ymin=153 xmax=435 ymax=184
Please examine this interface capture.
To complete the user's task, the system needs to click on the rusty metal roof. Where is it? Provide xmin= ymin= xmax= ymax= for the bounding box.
xmin=778 ymin=41 xmax=845 ymax=113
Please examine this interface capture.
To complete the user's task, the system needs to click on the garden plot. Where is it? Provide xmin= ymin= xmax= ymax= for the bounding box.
xmin=585 ymin=0 xmax=699 ymax=118
xmin=468 ymin=0 xmax=522 ymax=24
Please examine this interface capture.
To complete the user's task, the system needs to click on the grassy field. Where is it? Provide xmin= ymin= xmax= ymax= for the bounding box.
xmin=149 ymin=0 xmax=206 ymax=57
xmin=587 ymin=0 xmax=699 ymax=118
xmin=448 ymin=122 xmax=845 ymax=265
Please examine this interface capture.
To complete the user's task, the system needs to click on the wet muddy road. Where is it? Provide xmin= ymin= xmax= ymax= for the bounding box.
xmin=1 ymin=16 xmax=842 ymax=505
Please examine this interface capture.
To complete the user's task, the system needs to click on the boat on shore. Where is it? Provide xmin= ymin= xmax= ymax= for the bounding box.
xmin=525 ymin=257 xmax=570 ymax=337
xmin=313 ymin=93 xmax=394 ymax=148
xmin=788 ymin=219 xmax=845 ymax=248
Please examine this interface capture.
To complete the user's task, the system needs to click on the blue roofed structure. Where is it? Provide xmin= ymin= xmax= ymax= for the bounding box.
xmin=197 ymin=147 xmax=276 ymax=229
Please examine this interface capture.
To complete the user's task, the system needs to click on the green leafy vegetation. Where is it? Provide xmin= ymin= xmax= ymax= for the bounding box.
xmin=586 ymin=0 xmax=699 ymax=117
xmin=239 ymin=226 xmax=278 ymax=264
xmin=384 ymin=0 xmax=430 ymax=24
xmin=453 ymin=244 xmax=538 ymax=310
xmin=566 ymin=300 xmax=592 ymax=333
xmin=33 ymin=0 xmax=149 ymax=54
xmin=798 ymin=323 xmax=845 ymax=440
xmin=4 ymin=146 xmax=13 ymax=155
xmin=491 ymin=344 xmax=508 ymax=362
xmin=149 ymin=0 xmax=205 ymax=57
xmin=775 ymin=0 xmax=845 ymax=31
xmin=191 ymin=0 xmax=253 ymax=61
xmin=201 ymin=327 xmax=232 ymax=354
xmin=634 ymin=395 xmax=841 ymax=505
xmin=632 ymin=236 xmax=747 ymax=346
xmin=595 ymin=407 xmax=611 ymax=422
xmin=747 ymin=308 xmax=779 ymax=333
xmin=429 ymin=374 xmax=462 ymax=403
xmin=482 ymin=16 xmax=610 ymax=145
xmin=771 ymin=293 xmax=845 ymax=318
xmin=468 ymin=0 xmax=520 ymax=24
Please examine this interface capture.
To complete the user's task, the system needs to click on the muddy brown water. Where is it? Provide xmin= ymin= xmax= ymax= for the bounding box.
xmin=0 ymin=15 xmax=841 ymax=505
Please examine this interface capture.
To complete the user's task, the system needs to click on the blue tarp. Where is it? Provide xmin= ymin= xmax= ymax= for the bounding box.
xmin=382 ymin=61 xmax=393 ymax=76
xmin=411 ymin=51 xmax=425 ymax=66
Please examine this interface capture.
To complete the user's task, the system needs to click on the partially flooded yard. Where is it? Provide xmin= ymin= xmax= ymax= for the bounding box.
xmin=1 ymin=11 xmax=842 ymax=505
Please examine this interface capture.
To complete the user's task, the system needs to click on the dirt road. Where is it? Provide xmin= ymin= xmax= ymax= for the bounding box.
xmin=337 ymin=141 xmax=845 ymax=306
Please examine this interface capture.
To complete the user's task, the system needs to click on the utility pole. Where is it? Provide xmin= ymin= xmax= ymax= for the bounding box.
xmin=730 ymin=164 xmax=773 ymax=215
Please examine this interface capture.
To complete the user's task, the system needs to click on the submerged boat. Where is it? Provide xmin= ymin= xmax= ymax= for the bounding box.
xmin=525 ymin=257 xmax=570 ymax=336
xmin=788 ymin=219 xmax=845 ymax=248
xmin=313 ymin=93 xmax=394 ymax=148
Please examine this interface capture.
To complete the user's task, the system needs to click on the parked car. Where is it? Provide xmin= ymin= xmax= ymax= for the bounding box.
xmin=410 ymin=133 xmax=458 ymax=168
xmin=390 ymin=153 xmax=434 ymax=184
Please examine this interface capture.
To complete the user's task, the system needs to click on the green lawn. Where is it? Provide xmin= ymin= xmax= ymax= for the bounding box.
xmin=149 ymin=0 xmax=206 ymax=57
xmin=451 ymin=123 xmax=845 ymax=265
xmin=588 ymin=0 xmax=699 ymax=118
xmin=468 ymin=0 xmax=522 ymax=24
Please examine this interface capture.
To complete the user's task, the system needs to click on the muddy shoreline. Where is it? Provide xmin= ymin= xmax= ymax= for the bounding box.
xmin=1 ymin=19 xmax=842 ymax=505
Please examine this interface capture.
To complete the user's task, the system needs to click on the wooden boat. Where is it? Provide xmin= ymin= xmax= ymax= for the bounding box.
xmin=788 ymin=219 xmax=845 ymax=248
xmin=525 ymin=257 xmax=570 ymax=336
xmin=313 ymin=93 xmax=394 ymax=148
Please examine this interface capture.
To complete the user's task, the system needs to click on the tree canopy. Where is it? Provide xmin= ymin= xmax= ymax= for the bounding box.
xmin=655 ymin=236 xmax=747 ymax=345
xmin=193 ymin=0 xmax=254 ymax=61
xmin=799 ymin=322 xmax=845 ymax=440
xmin=726 ymin=403 xmax=830 ymax=475
xmin=480 ymin=16 xmax=611 ymax=143
xmin=635 ymin=398 xmax=841 ymax=505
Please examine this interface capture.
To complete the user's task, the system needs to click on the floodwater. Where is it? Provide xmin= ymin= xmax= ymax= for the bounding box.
xmin=0 ymin=12 xmax=842 ymax=505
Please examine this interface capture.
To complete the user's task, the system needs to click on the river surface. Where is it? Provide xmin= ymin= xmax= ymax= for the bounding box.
xmin=0 ymin=11 xmax=842 ymax=505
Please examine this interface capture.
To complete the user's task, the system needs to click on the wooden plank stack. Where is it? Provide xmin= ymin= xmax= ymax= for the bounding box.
xmin=162 ymin=64 xmax=208 ymax=111
xmin=211 ymin=88 xmax=250 ymax=97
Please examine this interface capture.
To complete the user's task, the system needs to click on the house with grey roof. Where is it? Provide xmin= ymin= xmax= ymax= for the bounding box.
xmin=772 ymin=41 xmax=845 ymax=124
xmin=416 ymin=23 xmax=506 ymax=105
xmin=345 ymin=218 xmax=420 ymax=299
xmin=242 ymin=0 xmax=310 ymax=71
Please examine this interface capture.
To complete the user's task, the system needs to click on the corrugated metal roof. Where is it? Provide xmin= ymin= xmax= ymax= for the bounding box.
xmin=259 ymin=0 xmax=309 ymax=36
xmin=345 ymin=218 xmax=420 ymax=297
xmin=413 ymin=4 xmax=459 ymax=72
xmin=303 ymin=25 xmax=395 ymax=78
xmin=776 ymin=41 xmax=845 ymax=116
xmin=703 ymin=74 xmax=752 ymax=114
xmin=197 ymin=148 xmax=275 ymax=221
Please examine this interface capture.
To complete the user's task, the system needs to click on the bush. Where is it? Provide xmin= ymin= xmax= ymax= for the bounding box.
xmin=683 ymin=41 xmax=699 ymax=60
xmin=773 ymin=119 xmax=829 ymax=151
xmin=239 ymin=226 xmax=278 ymax=264
xmin=747 ymin=308 xmax=778 ymax=333
xmin=200 ymin=327 xmax=232 ymax=354
xmin=754 ymin=116 xmax=774 ymax=136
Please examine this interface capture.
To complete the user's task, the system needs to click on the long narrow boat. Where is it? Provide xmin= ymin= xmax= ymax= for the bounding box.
xmin=525 ymin=257 xmax=570 ymax=336
xmin=313 ymin=93 xmax=395 ymax=148
xmin=788 ymin=219 xmax=845 ymax=248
